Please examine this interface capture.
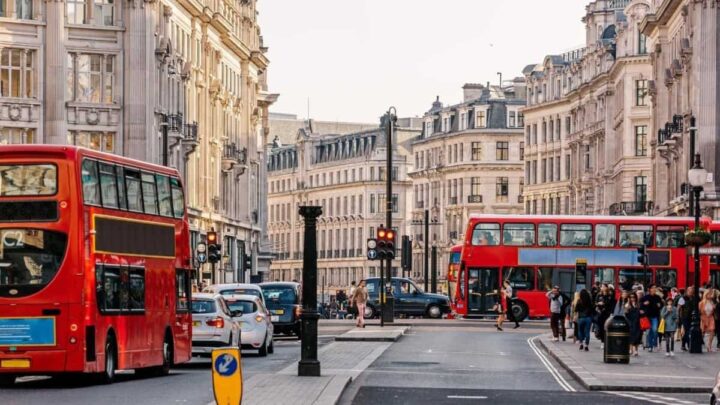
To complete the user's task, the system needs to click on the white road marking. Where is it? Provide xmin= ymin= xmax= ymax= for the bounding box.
xmin=527 ymin=336 xmax=576 ymax=392
xmin=447 ymin=395 xmax=488 ymax=400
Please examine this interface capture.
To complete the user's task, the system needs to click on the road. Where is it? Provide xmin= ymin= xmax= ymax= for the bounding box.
xmin=0 ymin=321 xmax=712 ymax=405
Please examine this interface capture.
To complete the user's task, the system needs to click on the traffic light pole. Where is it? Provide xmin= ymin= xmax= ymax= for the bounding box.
xmin=431 ymin=246 xmax=437 ymax=294
xmin=424 ymin=209 xmax=429 ymax=291
xmin=379 ymin=259 xmax=384 ymax=328
xmin=383 ymin=108 xmax=396 ymax=324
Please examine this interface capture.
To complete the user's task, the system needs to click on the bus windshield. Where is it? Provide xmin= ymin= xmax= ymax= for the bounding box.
xmin=0 ymin=229 xmax=67 ymax=298
xmin=0 ymin=164 xmax=57 ymax=196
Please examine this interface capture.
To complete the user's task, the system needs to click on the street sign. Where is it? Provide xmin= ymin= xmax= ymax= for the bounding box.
xmin=700 ymin=246 xmax=720 ymax=255
xmin=212 ymin=348 xmax=242 ymax=405
xmin=197 ymin=252 xmax=207 ymax=264
xmin=367 ymin=249 xmax=378 ymax=260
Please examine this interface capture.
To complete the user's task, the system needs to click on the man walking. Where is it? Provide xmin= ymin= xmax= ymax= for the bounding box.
xmin=640 ymin=284 xmax=663 ymax=352
xmin=547 ymin=286 xmax=565 ymax=342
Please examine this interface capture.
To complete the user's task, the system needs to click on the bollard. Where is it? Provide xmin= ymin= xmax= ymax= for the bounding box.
xmin=604 ymin=315 xmax=630 ymax=364
xmin=298 ymin=206 xmax=322 ymax=377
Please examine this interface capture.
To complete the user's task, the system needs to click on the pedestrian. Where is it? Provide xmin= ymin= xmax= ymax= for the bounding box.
xmin=699 ymin=289 xmax=717 ymax=352
xmin=348 ymin=281 xmax=357 ymax=317
xmin=640 ymin=284 xmax=663 ymax=352
xmin=625 ymin=294 xmax=642 ymax=356
xmin=613 ymin=290 xmax=630 ymax=316
xmin=714 ymin=289 xmax=720 ymax=350
xmin=594 ymin=284 xmax=614 ymax=348
xmin=679 ymin=286 xmax=694 ymax=351
xmin=660 ymin=298 xmax=678 ymax=356
xmin=571 ymin=292 xmax=580 ymax=343
xmin=353 ymin=280 xmax=368 ymax=328
xmin=496 ymin=287 xmax=506 ymax=331
xmin=503 ymin=280 xmax=520 ymax=329
xmin=546 ymin=286 xmax=565 ymax=342
xmin=673 ymin=288 xmax=685 ymax=343
xmin=575 ymin=289 xmax=594 ymax=351
xmin=560 ymin=289 xmax=571 ymax=341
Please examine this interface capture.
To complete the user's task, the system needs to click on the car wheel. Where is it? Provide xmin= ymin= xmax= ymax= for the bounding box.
xmin=258 ymin=334 xmax=268 ymax=357
xmin=98 ymin=337 xmax=117 ymax=384
xmin=268 ymin=337 xmax=274 ymax=354
xmin=364 ymin=305 xmax=375 ymax=319
xmin=426 ymin=305 xmax=442 ymax=319
xmin=511 ymin=300 xmax=529 ymax=322
xmin=0 ymin=374 xmax=16 ymax=387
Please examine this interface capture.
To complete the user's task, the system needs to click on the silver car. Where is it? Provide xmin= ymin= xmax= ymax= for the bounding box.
xmin=223 ymin=294 xmax=274 ymax=356
xmin=204 ymin=283 xmax=267 ymax=308
xmin=712 ymin=370 xmax=720 ymax=405
xmin=191 ymin=293 xmax=241 ymax=356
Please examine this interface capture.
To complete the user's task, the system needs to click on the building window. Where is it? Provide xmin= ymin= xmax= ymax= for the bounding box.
xmin=496 ymin=141 xmax=509 ymax=161
xmin=471 ymin=142 xmax=482 ymax=161
xmin=369 ymin=194 xmax=375 ymax=214
xmin=0 ymin=128 xmax=34 ymax=144
xmin=0 ymin=48 xmax=34 ymax=98
xmin=476 ymin=110 xmax=486 ymax=128
xmin=635 ymin=125 xmax=647 ymax=156
xmin=377 ymin=193 xmax=398 ymax=213
xmin=68 ymin=131 xmax=115 ymax=152
xmin=66 ymin=0 xmax=86 ymax=24
xmin=565 ymin=154 xmax=571 ymax=179
xmin=519 ymin=142 xmax=524 ymax=161
xmin=583 ymin=145 xmax=591 ymax=171
xmin=541 ymin=158 xmax=546 ymax=183
xmin=635 ymin=80 xmax=648 ymax=106
xmin=67 ymin=53 xmax=114 ymax=103
xmin=496 ymin=177 xmax=508 ymax=203
xmin=93 ymin=0 xmax=114 ymax=26
xmin=518 ymin=113 xmax=524 ymax=127
xmin=638 ymin=32 xmax=647 ymax=55
xmin=508 ymin=111 xmax=516 ymax=127
xmin=634 ymin=176 xmax=647 ymax=203
xmin=471 ymin=177 xmax=482 ymax=196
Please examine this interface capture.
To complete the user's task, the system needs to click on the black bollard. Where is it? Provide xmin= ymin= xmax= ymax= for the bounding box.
xmin=298 ymin=206 xmax=322 ymax=377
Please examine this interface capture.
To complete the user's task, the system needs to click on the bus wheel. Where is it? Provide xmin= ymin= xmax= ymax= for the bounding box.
xmin=426 ymin=305 xmax=442 ymax=319
xmin=0 ymin=374 xmax=16 ymax=387
xmin=511 ymin=301 xmax=529 ymax=322
xmin=98 ymin=337 xmax=117 ymax=384
xmin=158 ymin=333 xmax=173 ymax=376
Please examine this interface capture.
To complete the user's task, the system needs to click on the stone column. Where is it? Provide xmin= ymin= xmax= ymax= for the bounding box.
xmin=43 ymin=0 xmax=66 ymax=145
xmin=298 ymin=205 xmax=322 ymax=377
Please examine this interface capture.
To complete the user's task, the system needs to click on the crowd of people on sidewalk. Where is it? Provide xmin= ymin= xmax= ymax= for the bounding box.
xmin=319 ymin=280 xmax=369 ymax=328
xmin=546 ymin=281 xmax=720 ymax=356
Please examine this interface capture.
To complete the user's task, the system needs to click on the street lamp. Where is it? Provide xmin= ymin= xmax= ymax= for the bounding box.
xmin=687 ymin=153 xmax=707 ymax=354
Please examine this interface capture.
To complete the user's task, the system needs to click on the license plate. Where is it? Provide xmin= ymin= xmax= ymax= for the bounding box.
xmin=271 ymin=316 xmax=279 ymax=322
xmin=192 ymin=321 xmax=201 ymax=327
xmin=274 ymin=309 xmax=284 ymax=315
xmin=1 ymin=359 xmax=30 ymax=368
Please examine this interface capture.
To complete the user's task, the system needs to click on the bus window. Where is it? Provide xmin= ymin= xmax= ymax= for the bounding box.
xmin=656 ymin=269 xmax=677 ymax=289
xmin=99 ymin=163 xmax=119 ymax=208
xmin=619 ymin=268 xmax=651 ymax=289
xmin=595 ymin=268 xmax=615 ymax=288
xmin=128 ymin=268 xmax=145 ymax=311
xmin=503 ymin=224 xmax=535 ymax=246
xmin=619 ymin=225 xmax=652 ymax=247
xmin=141 ymin=172 xmax=159 ymax=215
xmin=595 ymin=224 xmax=616 ymax=247
xmin=0 ymin=163 xmax=57 ymax=196
xmin=656 ymin=226 xmax=686 ymax=248
xmin=155 ymin=175 xmax=173 ymax=217
xmin=538 ymin=267 xmax=553 ymax=291
xmin=560 ymin=224 xmax=591 ymax=247
xmin=115 ymin=166 xmax=127 ymax=210
xmin=471 ymin=223 xmax=500 ymax=246
xmin=712 ymin=232 xmax=720 ymax=247
xmin=503 ymin=267 xmax=535 ymax=290
xmin=125 ymin=169 xmax=143 ymax=212
xmin=176 ymin=269 xmax=190 ymax=312
xmin=170 ymin=178 xmax=185 ymax=218
xmin=711 ymin=271 xmax=720 ymax=289
xmin=538 ymin=223 xmax=557 ymax=246
xmin=81 ymin=159 xmax=100 ymax=205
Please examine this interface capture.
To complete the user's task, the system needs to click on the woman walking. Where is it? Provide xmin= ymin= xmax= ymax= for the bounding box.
xmin=625 ymin=294 xmax=642 ymax=356
xmin=504 ymin=280 xmax=520 ymax=329
xmin=700 ymin=289 xmax=717 ymax=351
xmin=575 ymin=289 xmax=595 ymax=351
xmin=660 ymin=298 xmax=678 ymax=356
xmin=353 ymin=280 xmax=369 ymax=328
xmin=496 ymin=288 xmax=506 ymax=331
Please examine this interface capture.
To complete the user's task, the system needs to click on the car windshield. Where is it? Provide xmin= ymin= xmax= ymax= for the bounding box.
xmin=191 ymin=300 xmax=217 ymax=314
xmin=0 ymin=229 xmax=68 ymax=298
xmin=0 ymin=164 xmax=57 ymax=196
xmin=225 ymin=300 xmax=257 ymax=314
xmin=262 ymin=286 xmax=297 ymax=306
xmin=220 ymin=289 xmax=262 ymax=299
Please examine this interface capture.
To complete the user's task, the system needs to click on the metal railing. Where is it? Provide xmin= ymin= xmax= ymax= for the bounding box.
xmin=609 ymin=201 xmax=654 ymax=216
xmin=468 ymin=195 xmax=483 ymax=203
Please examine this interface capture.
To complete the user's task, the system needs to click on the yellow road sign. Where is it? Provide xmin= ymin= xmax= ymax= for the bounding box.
xmin=212 ymin=347 xmax=243 ymax=405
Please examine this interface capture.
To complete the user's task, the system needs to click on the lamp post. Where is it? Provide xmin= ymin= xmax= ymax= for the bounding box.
xmin=687 ymin=153 xmax=707 ymax=354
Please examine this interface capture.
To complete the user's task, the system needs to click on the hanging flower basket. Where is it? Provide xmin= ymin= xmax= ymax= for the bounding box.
xmin=684 ymin=228 xmax=711 ymax=246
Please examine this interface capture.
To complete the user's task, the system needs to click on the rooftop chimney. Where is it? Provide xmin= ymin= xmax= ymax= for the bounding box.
xmin=462 ymin=83 xmax=485 ymax=102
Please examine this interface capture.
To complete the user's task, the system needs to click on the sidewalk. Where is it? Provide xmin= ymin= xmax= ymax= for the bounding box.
xmin=334 ymin=326 xmax=407 ymax=342
xmin=239 ymin=327 xmax=399 ymax=405
xmin=538 ymin=333 xmax=717 ymax=393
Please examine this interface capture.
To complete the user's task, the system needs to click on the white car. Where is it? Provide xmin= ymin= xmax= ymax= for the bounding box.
xmin=191 ymin=293 xmax=241 ymax=356
xmin=223 ymin=294 xmax=274 ymax=356
xmin=204 ymin=283 xmax=267 ymax=308
xmin=712 ymin=370 xmax=720 ymax=405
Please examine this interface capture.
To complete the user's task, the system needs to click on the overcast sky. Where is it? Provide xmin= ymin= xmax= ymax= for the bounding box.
xmin=258 ymin=0 xmax=587 ymax=123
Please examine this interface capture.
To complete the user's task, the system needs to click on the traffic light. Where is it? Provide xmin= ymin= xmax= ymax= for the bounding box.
xmin=401 ymin=235 xmax=412 ymax=271
xmin=637 ymin=245 xmax=647 ymax=265
xmin=207 ymin=231 xmax=222 ymax=264
xmin=376 ymin=227 xmax=396 ymax=259
xmin=366 ymin=238 xmax=379 ymax=261
xmin=244 ymin=252 xmax=252 ymax=273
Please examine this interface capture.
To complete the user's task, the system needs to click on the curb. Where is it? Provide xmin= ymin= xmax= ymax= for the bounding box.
xmin=334 ymin=335 xmax=402 ymax=342
xmin=538 ymin=336 xmax=712 ymax=393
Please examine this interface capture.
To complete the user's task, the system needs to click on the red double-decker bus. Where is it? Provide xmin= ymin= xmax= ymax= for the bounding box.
xmin=447 ymin=245 xmax=462 ymax=313
xmin=454 ymin=214 xmax=710 ymax=320
xmin=707 ymin=222 xmax=720 ymax=289
xmin=0 ymin=145 xmax=193 ymax=385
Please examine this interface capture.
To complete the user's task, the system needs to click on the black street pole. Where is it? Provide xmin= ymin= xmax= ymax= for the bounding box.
xmin=384 ymin=109 xmax=396 ymax=324
xmin=424 ymin=209 xmax=429 ymax=291
xmin=688 ymin=116 xmax=696 ymax=216
xmin=379 ymin=259 xmax=384 ymax=327
xmin=162 ymin=114 xmax=169 ymax=166
xmin=298 ymin=205 xmax=322 ymax=376
xmin=690 ymin=184 xmax=704 ymax=353
xmin=431 ymin=245 xmax=437 ymax=294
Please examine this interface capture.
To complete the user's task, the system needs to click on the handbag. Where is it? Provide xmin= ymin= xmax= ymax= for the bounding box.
xmin=640 ymin=317 xmax=651 ymax=331
xmin=658 ymin=319 xmax=666 ymax=334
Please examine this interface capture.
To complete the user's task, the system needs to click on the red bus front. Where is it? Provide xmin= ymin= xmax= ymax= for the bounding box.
xmin=456 ymin=215 xmax=709 ymax=320
xmin=0 ymin=146 xmax=192 ymax=383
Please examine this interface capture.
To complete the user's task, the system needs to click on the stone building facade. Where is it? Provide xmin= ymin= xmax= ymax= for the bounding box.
xmin=0 ymin=0 xmax=276 ymax=284
xmin=266 ymin=120 xmax=420 ymax=292
xmin=642 ymin=0 xmax=720 ymax=218
xmin=522 ymin=0 xmax=654 ymax=216
xmin=408 ymin=82 xmax=526 ymax=288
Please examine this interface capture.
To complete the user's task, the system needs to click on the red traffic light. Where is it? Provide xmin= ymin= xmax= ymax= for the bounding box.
xmin=386 ymin=230 xmax=395 ymax=240
xmin=207 ymin=231 xmax=217 ymax=243
xmin=377 ymin=229 xmax=386 ymax=239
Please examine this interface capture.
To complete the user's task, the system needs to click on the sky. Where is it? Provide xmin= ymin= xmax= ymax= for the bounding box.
xmin=258 ymin=0 xmax=588 ymax=123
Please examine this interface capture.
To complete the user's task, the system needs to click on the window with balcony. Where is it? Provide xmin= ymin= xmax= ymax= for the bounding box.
xmin=470 ymin=177 xmax=482 ymax=202
xmin=0 ymin=127 xmax=34 ymax=144
xmin=496 ymin=141 xmax=509 ymax=161
xmin=0 ymin=48 xmax=34 ymax=98
xmin=634 ymin=176 xmax=647 ymax=203
xmin=635 ymin=125 xmax=647 ymax=156
xmin=471 ymin=142 xmax=483 ymax=161
xmin=68 ymin=131 xmax=115 ymax=152
xmin=496 ymin=177 xmax=508 ymax=203
xmin=635 ymin=80 xmax=648 ymax=106
xmin=67 ymin=53 xmax=114 ymax=103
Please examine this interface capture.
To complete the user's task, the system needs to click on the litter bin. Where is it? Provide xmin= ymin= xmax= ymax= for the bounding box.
xmin=604 ymin=315 xmax=630 ymax=364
